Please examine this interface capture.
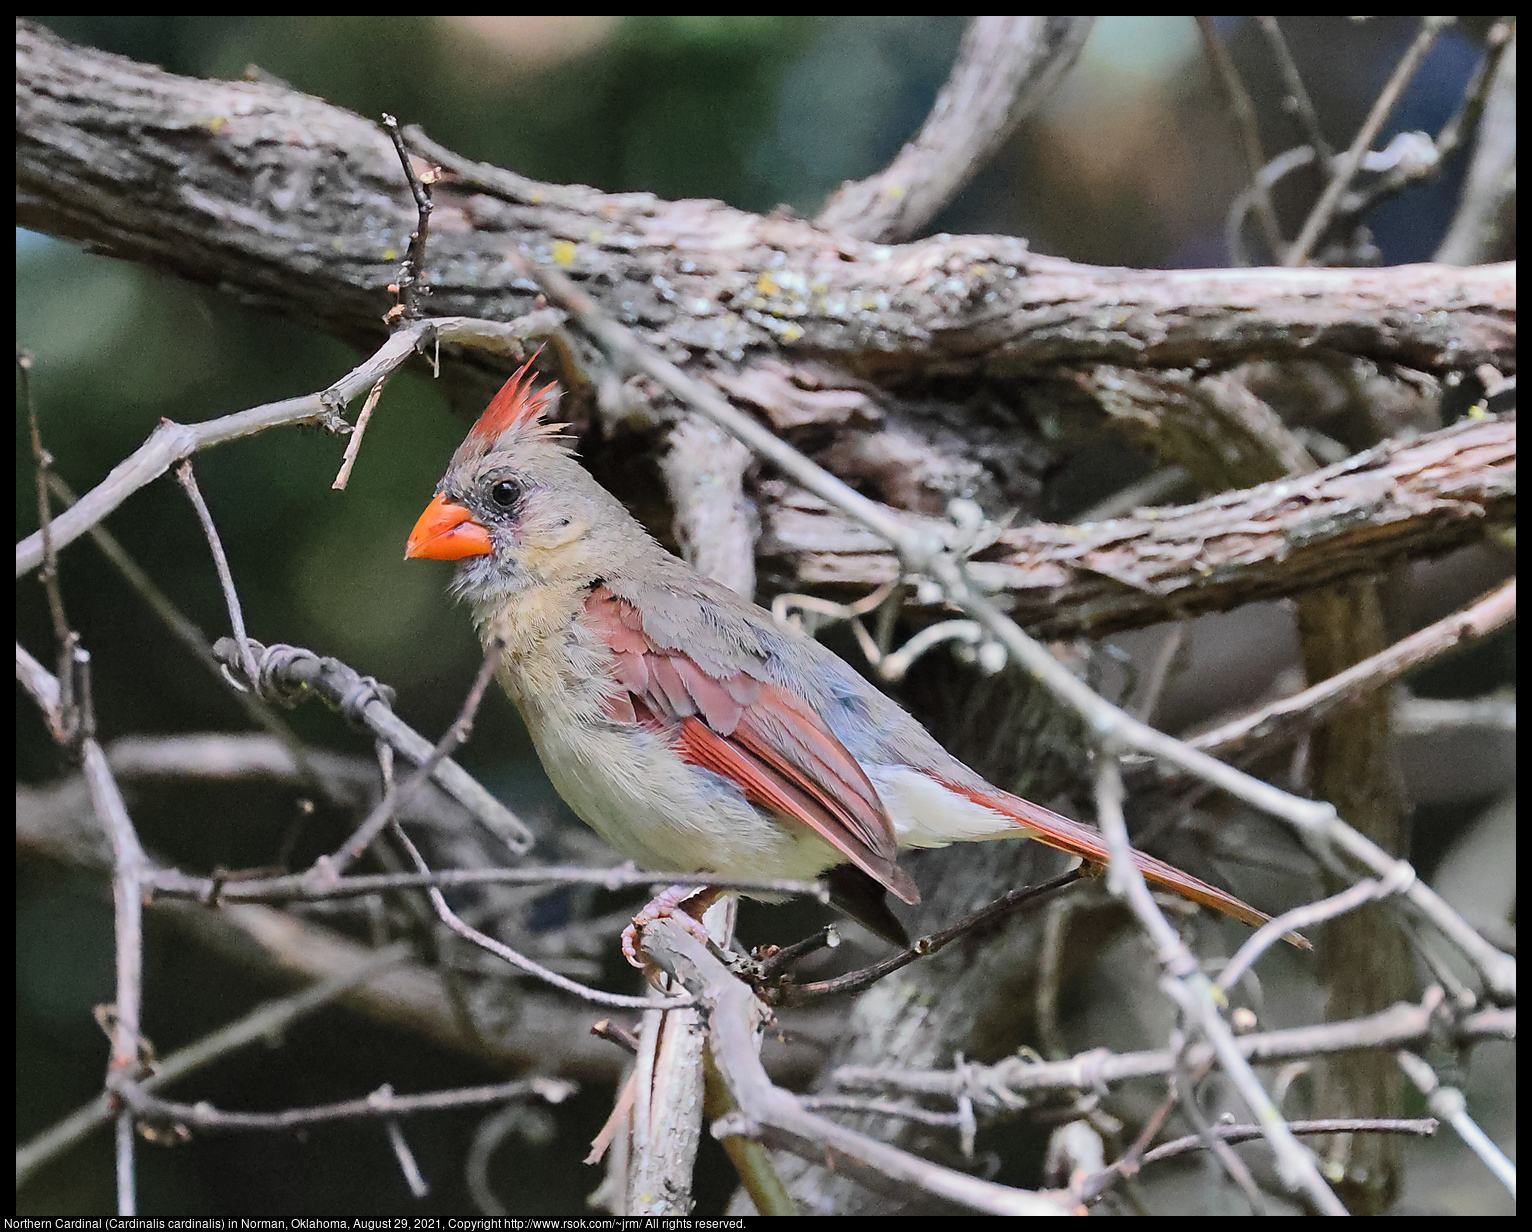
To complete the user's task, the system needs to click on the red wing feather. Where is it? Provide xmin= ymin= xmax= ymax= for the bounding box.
xmin=586 ymin=586 xmax=918 ymax=905
xmin=934 ymin=776 xmax=1308 ymax=948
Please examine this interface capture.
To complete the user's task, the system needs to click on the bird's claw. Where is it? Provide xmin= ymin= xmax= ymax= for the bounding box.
xmin=622 ymin=884 xmax=723 ymax=969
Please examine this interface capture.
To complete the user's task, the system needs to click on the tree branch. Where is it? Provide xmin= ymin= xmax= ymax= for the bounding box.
xmin=816 ymin=17 xmax=1094 ymax=242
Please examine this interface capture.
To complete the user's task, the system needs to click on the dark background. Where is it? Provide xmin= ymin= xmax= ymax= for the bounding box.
xmin=17 ymin=16 xmax=1513 ymax=1215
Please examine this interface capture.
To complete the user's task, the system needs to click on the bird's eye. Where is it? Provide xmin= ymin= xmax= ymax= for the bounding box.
xmin=489 ymin=479 xmax=522 ymax=510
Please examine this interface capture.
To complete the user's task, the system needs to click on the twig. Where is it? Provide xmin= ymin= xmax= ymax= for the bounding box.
xmin=388 ymin=821 xmax=687 ymax=1012
xmin=771 ymin=871 xmax=1081 ymax=1007
xmin=1396 ymin=1051 xmax=1516 ymax=1198
xmin=147 ymin=863 xmax=829 ymax=906
xmin=121 ymin=1075 xmax=574 ymax=1133
xmin=1190 ymin=578 xmax=1517 ymax=760
xmin=1215 ymin=863 xmax=1418 ymax=997
xmin=832 ymin=996 xmax=1514 ymax=1104
xmin=1436 ymin=27 xmax=1518 ymax=264
xmin=18 ymin=348 xmax=80 ymax=742
xmin=79 ymin=689 xmax=151 ymax=1216
xmin=1196 ymin=16 xmax=1285 ymax=262
xmin=1286 ymin=16 xmax=1455 ymax=266
xmin=331 ymin=376 xmax=387 ymax=491
xmin=1254 ymin=17 xmax=1333 ymax=165
xmin=1093 ymin=753 xmax=1346 ymax=1213
xmin=212 ymin=637 xmax=533 ymax=854
xmin=1080 ymin=1117 xmax=1437 ymax=1204
xmin=380 ymin=113 xmax=434 ymax=324
xmin=15 ymin=315 xmax=548 ymax=579
xmin=325 ymin=635 xmax=503 ymax=876
xmin=173 ymin=461 xmax=257 ymax=686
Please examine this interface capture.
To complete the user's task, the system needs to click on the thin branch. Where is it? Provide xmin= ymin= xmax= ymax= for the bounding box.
xmin=832 ymin=993 xmax=1513 ymax=1104
xmin=1215 ymin=863 xmax=1419 ymax=997
xmin=1197 ymin=16 xmax=1285 ymax=262
xmin=15 ymin=315 xmax=546 ymax=579
xmin=1436 ymin=27 xmax=1518 ymax=265
xmin=330 ymin=375 xmax=387 ymax=491
xmin=81 ymin=706 xmax=150 ymax=1216
xmin=388 ymin=821 xmax=688 ymax=1012
xmin=1189 ymin=577 xmax=1517 ymax=761
xmin=324 ymin=635 xmax=503 ymax=877
xmin=173 ymin=461 xmax=257 ymax=685
xmin=1286 ymin=16 xmax=1454 ymax=266
xmin=380 ymin=112 xmax=434 ymax=324
xmin=122 ymin=1076 xmax=574 ymax=1133
xmin=816 ymin=17 xmax=1094 ymax=242
xmin=1080 ymin=1118 xmax=1437 ymax=1205
xmin=147 ymin=863 xmax=829 ymax=907
xmin=1253 ymin=17 xmax=1333 ymax=165
xmin=211 ymin=636 xmax=533 ymax=854
xmin=1396 ymin=1050 xmax=1516 ymax=1198
xmin=768 ymin=871 xmax=1081 ymax=1007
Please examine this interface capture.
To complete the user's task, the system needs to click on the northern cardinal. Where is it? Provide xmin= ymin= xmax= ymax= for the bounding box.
xmin=407 ymin=360 xmax=1298 ymax=958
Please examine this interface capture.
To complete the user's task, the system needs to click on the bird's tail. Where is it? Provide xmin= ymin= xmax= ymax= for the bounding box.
xmin=935 ymin=777 xmax=1310 ymax=949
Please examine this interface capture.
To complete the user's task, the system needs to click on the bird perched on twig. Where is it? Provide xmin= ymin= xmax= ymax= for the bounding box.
xmin=407 ymin=359 xmax=1303 ymax=961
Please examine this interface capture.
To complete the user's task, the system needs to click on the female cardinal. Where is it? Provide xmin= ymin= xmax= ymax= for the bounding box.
xmin=406 ymin=360 xmax=1296 ymax=957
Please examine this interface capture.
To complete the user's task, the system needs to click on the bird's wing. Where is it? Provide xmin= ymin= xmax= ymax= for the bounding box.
xmin=584 ymin=585 xmax=918 ymax=905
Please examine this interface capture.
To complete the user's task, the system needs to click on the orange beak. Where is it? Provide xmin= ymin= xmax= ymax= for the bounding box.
xmin=405 ymin=494 xmax=494 ymax=561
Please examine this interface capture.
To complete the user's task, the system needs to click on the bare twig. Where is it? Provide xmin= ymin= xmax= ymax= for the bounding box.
xmin=817 ymin=17 xmax=1094 ymax=242
xmin=1436 ymin=27 xmax=1517 ymax=265
xmin=325 ymin=635 xmax=503 ymax=876
xmin=147 ymin=863 xmax=828 ymax=906
xmin=121 ymin=1075 xmax=574 ymax=1133
xmin=1287 ymin=16 xmax=1455 ymax=266
xmin=81 ymin=703 xmax=151 ymax=1215
xmin=173 ymin=461 xmax=257 ymax=685
xmin=1215 ymin=863 xmax=1419 ymax=997
xmin=770 ymin=871 xmax=1081 ymax=1007
xmin=1197 ymin=16 xmax=1285 ymax=262
xmin=1254 ymin=17 xmax=1333 ymax=165
xmin=389 ymin=821 xmax=688 ymax=1012
xmin=1190 ymin=578 xmax=1517 ymax=761
xmin=832 ymin=995 xmax=1512 ymax=1105
xmin=331 ymin=375 xmax=387 ymax=491
xmin=380 ymin=112 xmax=434 ymax=324
xmin=15 ymin=315 xmax=546 ymax=579
xmin=1080 ymin=1117 xmax=1437 ymax=1204
xmin=211 ymin=636 xmax=533 ymax=854
xmin=1396 ymin=1051 xmax=1516 ymax=1198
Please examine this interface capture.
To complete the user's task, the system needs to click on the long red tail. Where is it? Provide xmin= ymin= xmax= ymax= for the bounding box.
xmin=936 ymin=776 xmax=1310 ymax=949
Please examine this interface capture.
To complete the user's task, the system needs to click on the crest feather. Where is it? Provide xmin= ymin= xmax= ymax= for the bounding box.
xmin=467 ymin=353 xmax=560 ymax=445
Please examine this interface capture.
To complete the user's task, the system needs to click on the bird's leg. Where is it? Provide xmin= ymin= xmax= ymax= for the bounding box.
xmin=622 ymin=884 xmax=726 ymax=968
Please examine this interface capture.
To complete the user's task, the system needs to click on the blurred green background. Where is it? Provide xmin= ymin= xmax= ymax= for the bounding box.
xmin=17 ymin=16 xmax=1507 ymax=1216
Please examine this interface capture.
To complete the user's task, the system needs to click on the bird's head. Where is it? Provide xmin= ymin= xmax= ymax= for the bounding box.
xmin=405 ymin=356 xmax=644 ymax=611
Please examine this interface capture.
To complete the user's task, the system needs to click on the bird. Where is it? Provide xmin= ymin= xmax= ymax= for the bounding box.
xmin=406 ymin=358 xmax=1302 ymax=960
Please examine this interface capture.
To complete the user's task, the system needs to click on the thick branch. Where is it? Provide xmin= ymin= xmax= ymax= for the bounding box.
xmin=761 ymin=414 xmax=1514 ymax=637
xmin=17 ymin=19 xmax=1514 ymax=384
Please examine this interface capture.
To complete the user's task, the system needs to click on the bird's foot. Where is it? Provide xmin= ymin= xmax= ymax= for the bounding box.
xmin=622 ymin=884 xmax=724 ymax=969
